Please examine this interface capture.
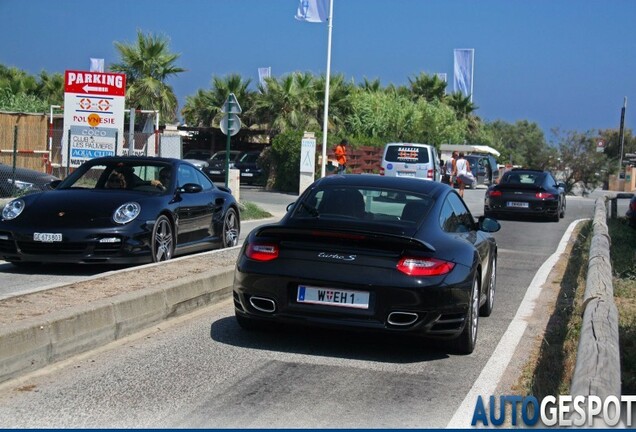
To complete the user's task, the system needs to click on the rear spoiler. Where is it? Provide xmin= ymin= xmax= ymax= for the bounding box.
xmin=254 ymin=225 xmax=436 ymax=253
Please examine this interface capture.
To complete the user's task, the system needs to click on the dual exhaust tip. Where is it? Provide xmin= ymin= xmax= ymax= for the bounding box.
xmin=249 ymin=296 xmax=276 ymax=313
xmin=387 ymin=311 xmax=419 ymax=327
xmin=248 ymin=297 xmax=418 ymax=328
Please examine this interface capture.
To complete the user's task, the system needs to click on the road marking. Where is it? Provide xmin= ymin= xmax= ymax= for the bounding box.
xmin=447 ymin=218 xmax=588 ymax=428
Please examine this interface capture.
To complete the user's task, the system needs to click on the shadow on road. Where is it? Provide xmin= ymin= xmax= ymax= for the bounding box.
xmin=210 ymin=316 xmax=451 ymax=364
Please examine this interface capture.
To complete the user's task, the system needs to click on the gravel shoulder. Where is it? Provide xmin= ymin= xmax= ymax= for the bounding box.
xmin=0 ymin=248 xmax=240 ymax=327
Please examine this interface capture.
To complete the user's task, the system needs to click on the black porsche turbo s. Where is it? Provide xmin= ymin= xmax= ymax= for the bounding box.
xmin=233 ymin=174 xmax=500 ymax=354
xmin=0 ymin=156 xmax=240 ymax=265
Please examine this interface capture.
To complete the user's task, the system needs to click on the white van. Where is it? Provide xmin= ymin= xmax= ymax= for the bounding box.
xmin=380 ymin=143 xmax=442 ymax=181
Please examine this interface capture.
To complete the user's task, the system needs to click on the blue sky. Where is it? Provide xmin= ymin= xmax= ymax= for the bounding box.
xmin=1 ymin=0 xmax=635 ymax=140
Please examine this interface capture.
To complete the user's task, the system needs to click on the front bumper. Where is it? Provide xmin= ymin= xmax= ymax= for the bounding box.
xmin=0 ymin=221 xmax=155 ymax=264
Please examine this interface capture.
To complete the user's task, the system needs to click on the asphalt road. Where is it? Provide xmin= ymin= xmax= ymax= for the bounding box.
xmin=0 ymin=187 xmax=611 ymax=428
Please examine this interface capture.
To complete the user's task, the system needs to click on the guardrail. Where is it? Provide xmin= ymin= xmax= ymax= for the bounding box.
xmin=570 ymin=194 xmax=628 ymax=399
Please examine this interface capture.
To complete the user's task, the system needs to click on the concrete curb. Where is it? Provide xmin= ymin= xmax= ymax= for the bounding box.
xmin=0 ymin=267 xmax=234 ymax=384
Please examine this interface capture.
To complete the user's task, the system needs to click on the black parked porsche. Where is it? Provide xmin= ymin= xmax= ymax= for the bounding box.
xmin=0 ymin=156 xmax=240 ymax=265
xmin=233 ymin=175 xmax=500 ymax=354
xmin=484 ymin=168 xmax=566 ymax=221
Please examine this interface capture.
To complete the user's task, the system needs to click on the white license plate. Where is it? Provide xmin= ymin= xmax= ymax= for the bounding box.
xmin=297 ymin=285 xmax=369 ymax=309
xmin=210 ymin=170 xmax=221 ymax=174
xmin=397 ymin=171 xmax=416 ymax=177
xmin=33 ymin=232 xmax=62 ymax=242
xmin=241 ymin=172 xmax=254 ymax=177
xmin=506 ymin=201 xmax=529 ymax=208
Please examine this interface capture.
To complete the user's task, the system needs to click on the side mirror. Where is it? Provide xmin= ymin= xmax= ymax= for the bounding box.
xmin=48 ymin=179 xmax=62 ymax=189
xmin=478 ymin=215 xmax=501 ymax=233
xmin=180 ymin=183 xmax=203 ymax=194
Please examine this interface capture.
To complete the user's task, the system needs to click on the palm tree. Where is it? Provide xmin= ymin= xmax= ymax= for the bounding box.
xmin=446 ymin=91 xmax=478 ymax=119
xmin=181 ymin=89 xmax=216 ymax=127
xmin=315 ymin=73 xmax=354 ymax=135
xmin=110 ymin=30 xmax=186 ymax=123
xmin=358 ymin=77 xmax=382 ymax=93
xmin=181 ymin=74 xmax=253 ymax=127
xmin=408 ymin=72 xmax=447 ymax=103
xmin=249 ymin=72 xmax=319 ymax=137
xmin=0 ymin=66 xmax=38 ymax=95
xmin=36 ymin=71 xmax=64 ymax=105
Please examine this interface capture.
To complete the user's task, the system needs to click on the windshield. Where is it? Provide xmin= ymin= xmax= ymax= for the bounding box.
xmin=58 ymin=160 xmax=172 ymax=192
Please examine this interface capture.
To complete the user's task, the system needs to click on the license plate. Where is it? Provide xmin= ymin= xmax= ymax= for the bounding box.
xmin=210 ymin=170 xmax=221 ymax=174
xmin=241 ymin=172 xmax=254 ymax=177
xmin=506 ymin=201 xmax=529 ymax=208
xmin=397 ymin=171 xmax=416 ymax=177
xmin=297 ymin=285 xmax=369 ymax=309
xmin=33 ymin=232 xmax=62 ymax=242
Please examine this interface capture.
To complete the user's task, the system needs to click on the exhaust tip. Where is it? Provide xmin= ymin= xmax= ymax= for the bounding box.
xmin=387 ymin=311 xmax=419 ymax=327
xmin=249 ymin=296 xmax=276 ymax=313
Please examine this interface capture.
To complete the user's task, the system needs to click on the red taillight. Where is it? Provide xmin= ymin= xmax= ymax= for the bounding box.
xmin=396 ymin=257 xmax=455 ymax=276
xmin=427 ymin=169 xmax=433 ymax=179
xmin=379 ymin=167 xmax=385 ymax=176
xmin=536 ymin=192 xmax=554 ymax=199
xmin=246 ymin=243 xmax=279 ymax=261
xmin=488 ymin=190 xmax=502 ymax=197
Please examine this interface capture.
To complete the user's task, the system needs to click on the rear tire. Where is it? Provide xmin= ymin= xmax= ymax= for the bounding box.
xmin=451 ymin=275 xmax=480 ymax=355
xmin=480 ymin=255 xmax=496 ymax=317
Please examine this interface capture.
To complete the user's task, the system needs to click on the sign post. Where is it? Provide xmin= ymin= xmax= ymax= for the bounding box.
xmin=299 ymin=132 xmax=316 ymax=195
xmin=62 ymin=70 xmax=126 ymax=168
xmin=220 ymin=93 xmax=242 ymax=188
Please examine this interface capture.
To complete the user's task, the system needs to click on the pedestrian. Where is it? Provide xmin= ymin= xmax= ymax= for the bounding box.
xmin=453 ymin=152 xmax=474 ymax=198
xmin=335 ymin=139 xmax=348 ymax=174
xmin=443 ymin=151 xmax=458 ymax=185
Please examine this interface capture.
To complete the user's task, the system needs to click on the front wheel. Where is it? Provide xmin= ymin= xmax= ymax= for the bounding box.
xmin=222 ymin=208 xmax=240 ymax=248
xmin=151 ymin=215 xmax=174 ymax=262
xmin=451 ymin=275 xmax=480 ymax=355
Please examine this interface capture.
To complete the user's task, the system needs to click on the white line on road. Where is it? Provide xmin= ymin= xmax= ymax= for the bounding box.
xmin=447 ymin=218 xmax=588 ymax=428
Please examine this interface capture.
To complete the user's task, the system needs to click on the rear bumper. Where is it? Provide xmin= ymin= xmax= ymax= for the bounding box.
xmin=232 ymin=270 xmax=474 ymax=339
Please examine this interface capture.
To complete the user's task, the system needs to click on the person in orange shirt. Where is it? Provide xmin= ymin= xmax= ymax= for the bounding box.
xmin=335 ymin=139 xmax=348 ymax=174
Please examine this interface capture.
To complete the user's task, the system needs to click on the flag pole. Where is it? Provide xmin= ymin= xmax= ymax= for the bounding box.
xmin=469 ymin=49 xmax=475 ymax=103
xmin=320 ymin=0 xmax=334 ymax=178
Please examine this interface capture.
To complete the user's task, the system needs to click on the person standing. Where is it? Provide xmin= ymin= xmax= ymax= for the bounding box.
xmin=444 ymin=151 xmax=458 ymax=185
xmin=453 ymin=152 xmax=472 ymax=198
xmin=335 ymin=139 xmax=348 ymax=174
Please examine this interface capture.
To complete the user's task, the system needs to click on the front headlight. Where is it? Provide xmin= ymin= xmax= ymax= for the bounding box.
xmin=2 ymin=199 xmax=25 ymax=220
xmin=7 ymin=179 xmax=34 ymax=191
xmin=113 ymin=202 xmax=141 ymax=224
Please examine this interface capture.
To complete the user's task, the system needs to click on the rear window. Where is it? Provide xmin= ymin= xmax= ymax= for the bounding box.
xmin=291 ymin=186 xmax=433 ymax=228
xmin=503 ymin=172 xmax=545 ymax=185
xmin=384 ymin=145 xmax=430 ymax=164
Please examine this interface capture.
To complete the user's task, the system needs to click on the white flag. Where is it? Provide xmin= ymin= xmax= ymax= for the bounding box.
xmin=295 ymin=0 xmax=328 ymax=23
xmin=90 ymin=58 xmax=104 ymax=72
xmin=453 ymin=49 xmax=474 ymax=100
xmin=435 ymin=73 xmax=448 ymax=83
xmin=258 ymin=67 xmax=271 ymax=88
